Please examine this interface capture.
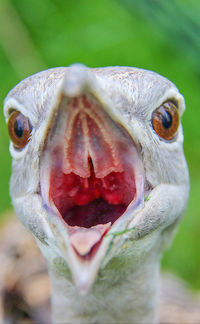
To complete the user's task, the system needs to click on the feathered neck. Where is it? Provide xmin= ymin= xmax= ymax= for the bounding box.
xmin=48 ymin=251 xmax=160 ymax=324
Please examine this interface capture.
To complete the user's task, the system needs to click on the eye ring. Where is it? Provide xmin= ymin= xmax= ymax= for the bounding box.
xmin=152 ymin=101 xmax=179 ymax=141
xmin=8 ymin=111 xmax=32 ymax=149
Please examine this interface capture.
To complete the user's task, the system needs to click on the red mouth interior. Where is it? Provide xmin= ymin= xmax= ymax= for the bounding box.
xmin=50 ymin=158 xmax=135 ymax=228
xmin=46 ymin=95 xmax=137 ymax=230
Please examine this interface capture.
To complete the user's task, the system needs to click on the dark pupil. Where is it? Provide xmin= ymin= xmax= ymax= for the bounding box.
xmin=161 ymin=110 xmax=172 ymax=129
xmin=14 ymin=119 xmax=23 ymax=138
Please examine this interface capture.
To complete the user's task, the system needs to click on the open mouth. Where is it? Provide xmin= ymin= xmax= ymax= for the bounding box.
xmin=50 ymin=159 xmax=135 ymax=228
xmin=41 ymin=94 xmax=144 ymax=259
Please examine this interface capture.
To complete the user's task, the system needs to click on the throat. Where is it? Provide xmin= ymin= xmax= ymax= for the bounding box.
xmin=49 ymin=252 xmax=160 ymax=324
xmin=64 ymin=198 xmax=126 ymax=228
xmin=50 ymin=159 xmax=135 ymax=228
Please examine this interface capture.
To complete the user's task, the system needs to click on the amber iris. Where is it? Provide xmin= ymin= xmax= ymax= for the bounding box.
xmin=8 ymin=111 xmax=32 ymax=149
xmin=152 ymin=102 xmax=179 ymax=140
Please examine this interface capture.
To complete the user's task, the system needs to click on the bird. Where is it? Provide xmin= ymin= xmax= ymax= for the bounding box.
xmin=4 ymin=64 xmax=189 ymax=324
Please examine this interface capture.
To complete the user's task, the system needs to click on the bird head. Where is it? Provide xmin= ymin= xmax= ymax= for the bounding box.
xmin=4 ymin=64 xmax=189 ymax=294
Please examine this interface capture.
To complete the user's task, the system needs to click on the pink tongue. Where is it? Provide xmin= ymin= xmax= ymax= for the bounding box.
xmin=69 ymin=223 xmax=111 ymax=256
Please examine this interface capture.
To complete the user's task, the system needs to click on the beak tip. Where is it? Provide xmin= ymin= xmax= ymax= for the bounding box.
xmin=74 ymin=272 xmax=93 ymax=296
xmin=62 ymin=63 xmax=89 ymax=97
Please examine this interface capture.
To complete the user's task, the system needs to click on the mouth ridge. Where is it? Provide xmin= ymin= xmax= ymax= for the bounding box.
xmin=40 ymin=94 xmax=145 ymax=259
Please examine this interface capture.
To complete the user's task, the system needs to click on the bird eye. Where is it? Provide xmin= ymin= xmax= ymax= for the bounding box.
xmin=7 ymin=111 xmax=32 ymax=149
xmin=152 ymin=101 xmax=179 ymax=141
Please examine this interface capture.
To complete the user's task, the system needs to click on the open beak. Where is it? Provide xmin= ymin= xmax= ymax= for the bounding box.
xmin=40 ymin=64 xmax=144 ymax=294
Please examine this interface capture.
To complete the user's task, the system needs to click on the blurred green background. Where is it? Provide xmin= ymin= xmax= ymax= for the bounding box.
xmin=0 ymin=0 xmax=199 ymax=290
